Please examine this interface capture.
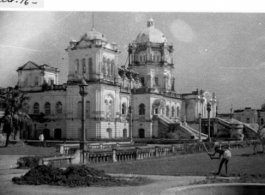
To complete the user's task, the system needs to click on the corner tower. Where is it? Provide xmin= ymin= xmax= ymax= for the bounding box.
xmin=128 ymin=19 xmax=175 ymax=91
xmin=66 ymin=28 xmax=120 ymax=84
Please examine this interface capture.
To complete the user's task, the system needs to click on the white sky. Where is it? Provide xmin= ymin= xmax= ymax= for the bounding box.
xmin=1 ymin=0 xmax=265 ymax=113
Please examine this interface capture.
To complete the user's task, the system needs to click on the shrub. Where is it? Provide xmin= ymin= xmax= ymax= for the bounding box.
xmin=166 ymin=132 xmax=180 ymax=139
xmin=17 ymin=156 xmax=41 ymax=169
xmin=232 ymin=134 xmax=243 ymax=141
xmin=12 ymin=165 xmax=153 ymax=187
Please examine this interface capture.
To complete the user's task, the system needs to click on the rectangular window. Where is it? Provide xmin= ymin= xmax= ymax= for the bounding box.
xmin=82 ymin=59 xmax=86 ymax=74
xmin=35 ymin=76 xmax=38 ymax=86
xmin=141 ymin=77 xmax=145 ymax=86
xmin=246 ymin=118 xmax=250 ymax=123
xmin=155 ymin=77 xmax=159 ymax=86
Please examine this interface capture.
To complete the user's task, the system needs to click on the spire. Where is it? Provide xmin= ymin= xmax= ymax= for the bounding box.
xmin=92 ymin=12 xmax=95 ymax=30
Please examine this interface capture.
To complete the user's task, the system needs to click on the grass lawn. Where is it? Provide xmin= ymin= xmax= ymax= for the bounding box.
xmin=1 ymin=143 xmax=264 ymax=177
xmin=89 ymin=147 xmax=265 ymax=177
xmin=0 ymin=143 xmax=58 ymax=156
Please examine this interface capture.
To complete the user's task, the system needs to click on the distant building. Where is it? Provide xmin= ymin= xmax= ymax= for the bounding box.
xmin=216 ymin=107 xmax=260 ymax=139
xmin=14 ymin=19 xmax=218 ymax=140
xmin=234 ymin=107 xmax=265 ymax=127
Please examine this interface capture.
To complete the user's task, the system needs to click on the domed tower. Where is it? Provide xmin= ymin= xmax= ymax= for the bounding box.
xmin=128 ymin=19 xmax=175 ymax=91
xmin=66 ymin=28 xmax=120 ymax=83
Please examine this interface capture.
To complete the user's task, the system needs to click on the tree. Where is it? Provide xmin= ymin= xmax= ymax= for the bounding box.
xmin=0 ymin=87 xmax=32 ymax=147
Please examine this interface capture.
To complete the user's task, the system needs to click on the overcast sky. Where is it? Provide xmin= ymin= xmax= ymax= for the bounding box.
xmin=1 ymin=11 xmax=265 ymax=113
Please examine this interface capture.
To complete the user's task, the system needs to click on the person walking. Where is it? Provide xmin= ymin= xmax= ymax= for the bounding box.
xmin=209 ymin=145 xmax=232 ymax=176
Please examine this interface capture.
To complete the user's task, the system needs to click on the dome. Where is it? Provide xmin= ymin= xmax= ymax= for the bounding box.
xmin=83 ymin=28 xmax=107 ymax=42
xmin=135 ymin=19 xmax=167 ymax=44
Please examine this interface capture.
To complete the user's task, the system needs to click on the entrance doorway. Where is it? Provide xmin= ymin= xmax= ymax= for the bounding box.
xmin=54 ymin=129 xmax=62 ymax=140
xmin=139 ymin=128 xmax=145 ymax=138
xmin=107 ymin=128 xmax=112 ymax=138
xmin=43 ymin=129 xmax=50 ymax=140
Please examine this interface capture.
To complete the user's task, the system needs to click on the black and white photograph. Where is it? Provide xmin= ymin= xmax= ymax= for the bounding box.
xmin=0 ymin=1 xmax=265 ymax=194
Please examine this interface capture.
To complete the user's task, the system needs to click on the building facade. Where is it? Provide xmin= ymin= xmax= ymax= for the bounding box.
xmin=234 ymin=107 xmax=265 ymax=127
xmin=15 ymin=19 xmax=217 ymax=140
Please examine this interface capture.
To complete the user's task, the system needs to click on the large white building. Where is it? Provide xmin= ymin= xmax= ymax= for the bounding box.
xmin=16 ymin=19 xmax=217 ymax=140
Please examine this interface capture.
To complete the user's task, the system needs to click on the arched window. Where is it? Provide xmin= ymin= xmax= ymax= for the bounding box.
xmin=105 ymin=96 xmax=114 ymax=119
xmin=154 ymin=107 xmax=158 ymax=114
xmin=77 ymin=101 xmax=82 ymax=118
xmin=107 ymin=128 xmax=112 ymax=138
xmin=107 ymin=59 xmax=111 ymax=76
xmin=141 ymin=77 xmax=145 ymax=86
xmin=75 ymin=59 xmax=79 ymax=74
xmin=123 ymin=129 xmax=127 ymax=138
xmin=89 ymin=58 xmax=93 ymax=78
xmin=33 ymin=103 xmax=39 ymax=114
xmin=155 ymin=77 xmax=159 ymax=86
xmin=177 ymin=107 xmax=180 ymax=117
xmin=139 ymin=104 xmax=145 ymax=115
xmin=122 ymin=103 xmax=126 ymax=115
xmin=166 ymin=106 xmax=170 ymax=117
xmin=56 ymin=102 xmax=62 ymax=114
xmin=108 ymin=99 xmax=113 ymax=118
xmin=102 ymin=57 xmax=107 ymax=75
xmin=111 ymin=60 xmax=115 ymax=77
xmin=86 ymin=101 xmax=90 ymax=118
xmin=171 ymin=107 xmax=175 ymax=117
xmin=82 ymin=58 xmax=86 ymax=74
xmin=44 ymin=102 xmax=51 ymax=115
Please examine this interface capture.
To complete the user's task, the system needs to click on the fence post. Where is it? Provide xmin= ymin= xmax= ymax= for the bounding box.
xmin=85 ymin=150 xmax=89 ymax=163
xmin=136 ymin=147 xmax=140 ymax=160
xmin=59 ymin=145 xmax=64 ymax=154
xmin=171 ymin=145 xmax=175 ymax=153
xmin=112 ymin=148 xmax=117 ymax=162
xmin=155 ymin=146 xmax=159 ymax=157
xmin=43 ymin=140 xmax=47 ymax=147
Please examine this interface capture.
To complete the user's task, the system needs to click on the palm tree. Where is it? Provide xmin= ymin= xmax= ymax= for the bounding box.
xmin=0 ymin=87 xmax=32 ymax=147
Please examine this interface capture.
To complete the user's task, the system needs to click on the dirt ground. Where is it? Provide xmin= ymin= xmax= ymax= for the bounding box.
xmin=0 ymin=145 xmax=264 ymax=195
xmin=0 ymin=155 xmax=205 ymax=195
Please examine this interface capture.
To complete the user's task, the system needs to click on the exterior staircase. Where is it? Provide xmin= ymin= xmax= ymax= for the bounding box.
xmin=215 ymin=117 xmax=257 ymax=138
xmin=157 ymin=115 xmax=208 ymax=140
xmin=179 ymin=123 xmax=208 ymax=140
